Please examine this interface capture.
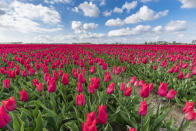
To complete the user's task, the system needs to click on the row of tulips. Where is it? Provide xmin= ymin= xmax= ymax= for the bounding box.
xmin=0 ymin=44 xmax=196 ymax=131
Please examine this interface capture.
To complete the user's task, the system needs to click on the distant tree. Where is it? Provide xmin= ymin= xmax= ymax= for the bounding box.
xmin=172 ymin=41 xmax=176 ymax=45
xmin=192 ymin=40 xmax=196 ymax=44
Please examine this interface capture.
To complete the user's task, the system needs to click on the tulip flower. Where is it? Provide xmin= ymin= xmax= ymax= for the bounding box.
xmin=157 ymin=82 xmax=168 ymax=97
xmin=129 ymin=127 xmax=137 ymax=131
xmin=107 ymin=82 xmax=115 ymax=95
xmin=20 ymin=89 xmax=28 ymax=102
xmin=88 ymin=83 xmax=95 ymax=94
xmin=120 ymin=82 xmax=126 ymax=91
xmin=130 ymin=76 xmax=136 ymax=85
xmin=185 ymin=73 xmax=191 ymax=79
xmin=178 ymin=72 xmax=184 ymax=79
xmin=62 ymin=73 xmax=69 ymax=85
xmin=76 ymin=94 xmax=85 ymax=106
xmin=77 ymin=82 xmax=83 ymax=93
xmin=183 ymin=101 xmax=194 ymax=114
xmin=124 ymin=86 xmax=132 ymax=96
xmin=36 ymin=83 xmax=44 ymax=92
xmin=138 ymin=100 xmax=148 ymax=116
xmin=98 ymin=105 xmax=107 ymax=124
xmin=140 ymin=83 xmax=149 ymax=98
xmin=3 ymin=79 xmax=10 ymax=89
xmin=0 ymin=105 xmax=11 ymax=128
xmin=166 ymin=89 xmax=177 ymax=99
xmin=48 ymin=80 xmax=56 ymax=93
xmin=1 ymin=96 xmax=16 ymax=111
xmin=89 ymin=66 xmax=95 ymax=74
xmin=185 ymin=110 xmax=196 ymax=121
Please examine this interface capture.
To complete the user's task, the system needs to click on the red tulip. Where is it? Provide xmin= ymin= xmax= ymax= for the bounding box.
xmin=107 ymin=82 xmax=115 ymax=95
xmin=192 ymin=66 xmax=196 ymax=75
xmin=59 ymin=70 xmax=63 ymax=76
xmin=77 ymin=82 xmax=83 ymax=93
xmin=185 ymin=73 xmax=191 ymax=79
xmin=149 ymin=83 xmax=153 ymax=92
xmin=3 ymin=79 xmax=10 ymax=89
xmin=140 ymin=83 xmax=149 ymax=98
xmin=76 ymin=94 xmax=85 ymax=106
xmin=116 ymin=66 xmax=121 ymax=75
xmin=121 ymin=66 xmax=126 ymax=72
xmin=104 ymin=72 xmax=111 ymax=82
xmin=120 ymin=82 xmax=125 ymax=91
xmin=183 ymin=101 xmax=194 ymax=114
xmin=1 ymin=96 xmax=16 ymax=111
xmin=0 ymin=105 xmax=11 ymax=128
xmin=22 ymin=70 xmax=27 ymax=77
xmin=83 ymin=111 xmax=97 ymax=131
xmin=89 ymin=66 xmax=95 ymax=74
xmin=36 ymin=83 xmax=44 ymax=92
xmin=124 ymin=86 xmax=132 ymax=96
xmin=166 ymin=89 xmax=177 ymax=99
xmin=32 ymin=79 xmax=39 ymax=86
xmin=138 ymin=100 xmax=148 ymax=116
xmin=157 ymin=82 xmax=168 ymax=97
xmin=48 ymin=79 xmax=56 ymax=93
xmin=178 ymin=72 xmax=184 ymax=79
xmin=153 ymin=65 xmax=157 ymax=70
xmin=98 ymin=105 xmax=107 ymax=124
xmin=62 ymin=73 xmax=69 ymax=85
xmin=129 ymin=127 xmax=137 ymax=131
xmin=90 ymin=77 xmax=100 ymax=89
xmin=88 ymin=83 xmax=95 ymax=94
xmin=142 ymin=57 xmax=148 ymax=64
xmin=86 ymin=111 xmax=97 ymax=125
xmin=20 ymin=89 xmax=28 ymax=102
xmin=185 ymin=110 xmax=196 ymax=121
xmin=168 ymin=67 xmax=175 ymax=74
xmin=130 ymin=76 xmax=136 ymax=85
xmin=79 ymin=73 xmax=86 ymax=83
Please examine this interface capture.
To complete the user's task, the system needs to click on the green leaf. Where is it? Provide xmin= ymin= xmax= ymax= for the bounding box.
xmin=64 ymin=121 xmax=79 ymax=131
xmin=143 ymin=116 xmax=150 ymax=131
xmin=34 ymin=113 xmax=43 ymax=131
xmin=104 ymin=123 xmax=113 ymax=131
xmin=152 ymin=108 xmax=172 ymax=130
xmin=11 ymin=112 xmax=20 ymax=131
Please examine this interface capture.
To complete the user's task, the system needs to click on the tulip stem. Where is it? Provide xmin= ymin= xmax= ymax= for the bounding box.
xmin=178 ymin=117 xmax=186 ymax=131
xmin=156 ymin=97 xmax=161 ymax=117
xmin=6 ymin=124 xmax=13 ymax=131
xmin=141 ymin=116 xmax=143 ymax=131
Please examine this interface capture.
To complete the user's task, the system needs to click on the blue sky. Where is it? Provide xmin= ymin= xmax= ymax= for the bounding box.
xmin=0 ymin=0 xmax=196 ymax=43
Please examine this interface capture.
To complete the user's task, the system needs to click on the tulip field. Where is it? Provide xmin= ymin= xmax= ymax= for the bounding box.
xmin=1 ymin=44 xmax=196 ymax=131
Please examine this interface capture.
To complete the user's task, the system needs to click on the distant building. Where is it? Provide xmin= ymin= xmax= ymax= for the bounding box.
xmin=192 ymin=40 xmax=196 ymax=44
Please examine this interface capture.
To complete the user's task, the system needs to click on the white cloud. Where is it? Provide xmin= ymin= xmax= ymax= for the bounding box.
xmin=103 ymin=10 xmax=112 ymax=17
xmin=0 ymin=1 xmax=62 ymax=33
xmin=122 ymin=1 xmax=137 ymax=13
xmin=83 ymin=23 xmax=98 ymax=30
xmin=124 ymin=6 xmax=168 ymax=24
xmin=72 ymin=7 xmax=79 ymax=13
xmin=113 ymin=1 xmax=137 ymax=14
xmin=179 ymin=0 xmax=196 ymax=8
xmin=140 ymin=0 xmax=152 ymax=3
xmin=78 ymin=1 xmax=100 ymax=17
xmin=105 ymin=18 xmax=124 ymax=26
xmin=165 ymin=20 xmax=187 ymax=32
xmin=108 ymin=25 xmax=151 ymax=37
xmin=71 ymin=21 xmax=98 ymax=34
xmin=113 ymin=7 xmax=123 ymax=13
xmin=100 ymin=0 xmax=106 ymax=6
xmin=44 ymin=0 xmax=71 ymax=4
xmin=153 ymin=26 xmax=163 ymax=33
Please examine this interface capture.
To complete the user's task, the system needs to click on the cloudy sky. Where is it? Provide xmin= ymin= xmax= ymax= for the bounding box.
xmin=0 ymin=0 xmax=196 ymax=44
